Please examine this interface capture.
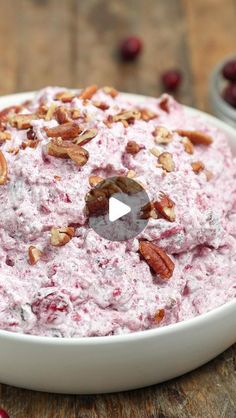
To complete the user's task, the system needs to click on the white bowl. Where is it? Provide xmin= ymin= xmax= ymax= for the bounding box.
xmin=0 ymin=92 xmax=236 ymax=394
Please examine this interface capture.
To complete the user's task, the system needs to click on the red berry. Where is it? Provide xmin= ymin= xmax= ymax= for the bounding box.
xmin=222 ymin=59 xmax=236 ymax=82
xmin=162 ymin=69 xmax=182 ymax=91
xmin=0 ymin=409 xmax=10 ymax=418
xmin=120 ymin=37 xmax=142 ymax=61
xmin=222 ymin=83 xmax=236 ymax=108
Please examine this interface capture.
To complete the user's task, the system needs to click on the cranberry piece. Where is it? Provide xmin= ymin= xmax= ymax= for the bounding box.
xmin=222 ymin=83 xmax=236 ymax=108
xmin=120 ymin=36 xmax=142 ymax=61
xmin=161 ymin=69 xmax=182 ymax=91
xmin=5 ymin=256 xmax=14 ymax=267
xmin=222 ymin=59 xmax=236 ymax=82
xmin=32 ymin=293 xmax=69 ymax=324
xmin=0 ymin=409 xmax=10 ymax=418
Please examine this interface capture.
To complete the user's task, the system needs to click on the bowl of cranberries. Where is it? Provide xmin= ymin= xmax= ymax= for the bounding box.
xmin=209 ymin=55 xmax=236 ymax=127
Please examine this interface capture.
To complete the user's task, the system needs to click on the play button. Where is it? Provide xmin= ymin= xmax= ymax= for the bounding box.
xmin=109 ymin=197 xmax=131 ymax=222
xmin=85 ymin=176 xmax=150 ymax=242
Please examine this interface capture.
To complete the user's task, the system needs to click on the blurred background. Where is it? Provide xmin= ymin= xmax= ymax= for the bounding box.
xmin=0 ymin=0 xmax=235 ymax=111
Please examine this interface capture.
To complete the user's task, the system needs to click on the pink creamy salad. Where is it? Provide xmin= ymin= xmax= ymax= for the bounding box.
xmin=0 ymin=86 xmax=235 ymax=337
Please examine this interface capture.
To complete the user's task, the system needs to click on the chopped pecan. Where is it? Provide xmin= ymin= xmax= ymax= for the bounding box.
xmin=140 ymin=109 xmax=157 ymax=121
xmin=21 ymin=140 xmax=39 ymax=150
xmin=158 ymin=152 xmax=175 ymax=172
xmin=153 ymin=126 xmax=172 ymax=144
xmin=0 ymin=105 xmax=21 ymax=121
xmin=28 ymin=246 xmax=43 ymax=265
xmin=85 ymin=189 xmax=109 ymax=217
xmin=92 ymin=101 xmax=109 ymax=110
xmin=205 ymin=170 xmax=214 ymax=181
xmin=71 ymin=109 xmax=80 ymax=119
xmin=45 ymin=122 xmax=81 ymax=140
xmin=45 ymin=103 xmax=57 ymax=121
xmin=176 ymin=129 xmax=213 ymax=145
xmin=103 ymin=86 xmax=118 ymax=97
xmin=9 ymin=114 xmax=37 ymax=129
xmin=0 ymin=131 xmax=11 ymax=143
xmin=50 ymin=227 xmax=75 ymax=247
xmin=54 ymin=175 xmax=61 ymax=181
xmin=55 ymin=106 xmax=71 ymax=124
xmin=47 ymin=139 xmax=89 ymax=166
xmin=154 ymin=308 xmax=165 ymax=323
xmin=182 ymin=136 xmax=194 ymax=154
xmin=127 ymin=169 xmax=136 ymax=178
xmin=7 ymin=147 xmax=19 ymax=155
xmin=191 ymin=160 xmax=205 ymax=174
xmin=89 ymin=175 xmax=104 ymax=187
xmin=113 ymin=110 xmax=141 ymax=124
xmin=79 ymin=84 xmax=98 ymax=100
xmin=54 ymin=91 xmax=75 ymax=103
xmin=125 ymin=140 xmax=141 ymax=154
xmin=0 ymin=151 xmax=8 ymax=185
xmin=150 ymin=147 xmax=161 ymax=158
xmin=139 ymin=241 xmax=174 ymax=279
xmin=154 ymin=193 xmax=176 ymax=222
xmin=140 ymin=201 xmax=155 ymax=219
xmin=75 ymin=128 xmax=98 ymax=146
xmin=159 ymin=96 xmax=170 ymax=113
xmin=36 ymin=105 xmax=48 ymax=119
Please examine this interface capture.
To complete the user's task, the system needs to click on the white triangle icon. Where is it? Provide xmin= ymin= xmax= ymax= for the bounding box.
xmin=109 ymin=196 xmax=131 ymax=222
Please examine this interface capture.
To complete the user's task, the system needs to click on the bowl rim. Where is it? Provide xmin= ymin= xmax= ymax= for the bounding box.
xmin=0 ymin=90 xmax=235 ymax=345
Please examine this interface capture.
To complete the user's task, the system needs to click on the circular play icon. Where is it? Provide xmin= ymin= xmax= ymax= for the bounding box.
xmin=85 ymin=176 xmax=150 ymax=242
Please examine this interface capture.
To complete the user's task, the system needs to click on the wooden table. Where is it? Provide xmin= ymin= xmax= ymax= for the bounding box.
xmin=0 ymin=0 xmax=235 ymax=417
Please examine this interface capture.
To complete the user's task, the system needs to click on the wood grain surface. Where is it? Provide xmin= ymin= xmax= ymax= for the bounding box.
xmin=0 ymin=0 xmax=235 ymax=417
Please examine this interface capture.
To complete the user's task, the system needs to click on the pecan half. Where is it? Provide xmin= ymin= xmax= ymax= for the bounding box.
xmin=92 ymin=101 xmax=109 ymax=111
xmin=125 ymin=140 xmax=141 ymax=154
xmin=45 ymin=122 xmax=81 ymax=140
xmin=79 ymin=84 xmax=98 ymax=100
xmin=0 ymin=151 xmax=8 ymax=185
xmin=89 ymin=175 xmax=104 ymax=187
xmin=176 ymin=129 xmax=213 ymax=145
xmin=191 ymin=160 xmax=205 ymax=174
xmin=153 ymin=126 xmax=172 ymax=144
xmin=103 ymin=86 xmax=118 ymax=97
xmin=9 ymin=114 xmax=37 ymax=129
xmin=50 ymin=227 xmax=75 ymax=247
xmin=47 ymin=139 xmax=89 ymax=166
xmin=182 ymin=137 xmax=194 ymax=154
xmin=158 ymin=152 xmax=175 ymax=172
xmin=54 ymin=107 xmax=71 ymax=124
xmin=154 ymin=193 xmax=176 ymax=222
xmin=139 ymin=241 xmax=174 ymax=279
xmin=140 ymin=109 xmax=157 ymax=121
xmin=28 ymin=246 xmax=43 ymax=265
xmin=75 ymin=128 xmax=98 ymax=146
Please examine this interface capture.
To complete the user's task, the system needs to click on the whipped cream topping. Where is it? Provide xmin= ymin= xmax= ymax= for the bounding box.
xmin=0 ymin=86 xmax=235 ymax=337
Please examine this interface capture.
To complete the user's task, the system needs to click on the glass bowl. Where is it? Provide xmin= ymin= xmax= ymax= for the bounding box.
xmin=209 ymin=54 xmax=236 ymax=128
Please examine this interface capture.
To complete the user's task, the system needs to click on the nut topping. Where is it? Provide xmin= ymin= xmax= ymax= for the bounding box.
xmin=28 ymin=246 xmax=43 ymax=265
xmin=159 ymin=96 xmax=170 ymax=113
xmin=0 ymin=151 xmax=8 ymax=185
xmin=154 ymin=193 xmax=176 ymax=222
xmin=55 ymin=106 xmax=71 ymax=124
xmin=158 ymin=152 xmax=175 ymax=172
xmin=140 ymin=109 xmax=157 ymax=121
xmin=71 ymin=109 xmax=80 ymax=120
xmin=0 ymin=131 xmax=11 ymax=143
xmin=47 ymin=139 xmax=89 ymax=166
xmin=92 ymin=101 xmax=109 ymax=110
xmin=191 ymin=160 xmax=205 ymax=174
xmin=182 ymin=136 xmax=194 ymax=154
xmin=21 ymin=140 xmax=39 ymax=150
xmin=9 ymin=113 xmax=37 ymax=130
xmin=153 ymin=126 xmax=172 ymax=144
xmin=50 ymin=227 xmax=75 ymax=247
xmin=139 ymin=241 xmax=174 ymax=280
xmin=54 ymin=91 xmax=75 ymax=103
xmin=150 ymin=147 xmax=161 ymax=158
xmin=176 ymin=129 xmax=213 ymax=145
xmin=45 ymin=122 xmax=81 ymax=140
xmin=79 ymin=84 xmax=98 ymax=100
xmin=89 ymin=175 xmax=104 ymax=187
xmin=113 ymin=110 xmax=141 ymax=124
xmin=75 ymin=128 xmax=98 ymax=146
xmin=0 ymin=105 xmax=21 ymax=121
xmin=103 ymin=86 xmax=118 ymax=97
xmin=125 ymin=140 xmax=141 ymax=154
xmin=205 ymin=170 xmax=214 ymax=181
xmin=154 ymin=309 xmax=165 ymax=323
xmin=45 ymin=103 xmax=57 ymax=121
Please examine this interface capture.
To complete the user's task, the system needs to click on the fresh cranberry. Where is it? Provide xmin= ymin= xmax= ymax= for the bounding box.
xmin=32 ymin=293 xmax=69 ymax=324
xmin=0 ymin=409 xmax=10 ymax=418
xmin=120 ymin=36 xmax=142 ymax=61
xmin=5 ymin=255 xmax=14 ymax=267
xmin=27 ymin=128 xmax=36 ymax=140
xmin=161 ymin=69 xmax=182 ymax=91
xmin=222 ymin=83 xmax=236 ymax=108
xmin=222 ymin=59 xmax=236 ymax=82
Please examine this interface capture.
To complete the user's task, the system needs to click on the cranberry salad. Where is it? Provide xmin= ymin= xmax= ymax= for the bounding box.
xmin=0 ymin=85 xmax=235 ymax=337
